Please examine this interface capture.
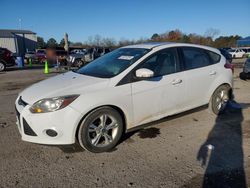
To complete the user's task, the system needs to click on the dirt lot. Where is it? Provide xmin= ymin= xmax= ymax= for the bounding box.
xmin=0 ymin=61 xmax=250 ymax=188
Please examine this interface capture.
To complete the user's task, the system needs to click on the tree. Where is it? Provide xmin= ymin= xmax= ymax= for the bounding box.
xmin=71 ymin=42 xmax=83 ymax=47
xmin=37 ymin=36 xmax=46 ymax=48
xmin=59 ymin=38 xmax=65 ymax=47
xmin=204 ymin=28 xmax=220 ymax=39
xmin=213 ymin=35 xmax=241 ymax=48
xmin=151 ymin=33 xmax=160 ymax=41
xmin=47 ymin=38 xmax=58 ymax=47
xmin=181 ymin=34 xmax=191 ymax=43
xmin=167 ymin=30 xmax=182 ymax=41
xmin=93 ymin=34 xmax=102 ymax=46
xmin=102 ymin=38 xmax=116 ymax=47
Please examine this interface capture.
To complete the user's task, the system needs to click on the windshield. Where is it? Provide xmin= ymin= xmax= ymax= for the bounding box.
xmin=76 ymin=48 xmax=150 ymax=78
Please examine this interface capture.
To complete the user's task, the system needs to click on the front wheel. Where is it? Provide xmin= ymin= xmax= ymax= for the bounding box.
xmin=74 ymin=59 xmax=84 ymax=68
xmin=78 ymin=107 xmax=123 ymax=153
xmin=0 ymin=61 xmax=6 ymax=72
xmin=209 ymin=85 xmax=231 ymax=115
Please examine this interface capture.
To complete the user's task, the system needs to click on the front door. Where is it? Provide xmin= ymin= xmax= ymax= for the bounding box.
xmin=131 ymin=47 xmax=186 ymax=125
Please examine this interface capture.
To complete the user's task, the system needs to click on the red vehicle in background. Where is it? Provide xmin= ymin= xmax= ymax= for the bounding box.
xmin=0 ymin=47 xmax=16 ymax=71
xmin=35 ymin=49 xmax=46 ymax=62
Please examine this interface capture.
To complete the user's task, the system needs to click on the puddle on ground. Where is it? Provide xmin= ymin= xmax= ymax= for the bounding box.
xmin=137 ymin=127 xmax=160 ymax=139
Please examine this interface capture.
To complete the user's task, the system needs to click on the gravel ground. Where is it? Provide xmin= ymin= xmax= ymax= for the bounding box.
xmin=0 ymin=61 xmax=249 ymax=188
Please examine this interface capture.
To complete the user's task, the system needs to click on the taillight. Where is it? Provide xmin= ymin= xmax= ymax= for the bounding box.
xmin=224 ymin=61 xmax=234 ymax=73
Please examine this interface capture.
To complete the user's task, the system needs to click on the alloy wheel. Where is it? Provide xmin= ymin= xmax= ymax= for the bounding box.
xmin=0 ymin=62 xmax=5 ymax=71
xmin=215 ymin=89 xmax=229 ymax=112
xmin=87 ymin=114 xmax=119 ymax=147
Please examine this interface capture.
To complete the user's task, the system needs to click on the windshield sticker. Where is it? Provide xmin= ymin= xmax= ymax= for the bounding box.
xmin=118 ymin=55 xmax=134 ymax=60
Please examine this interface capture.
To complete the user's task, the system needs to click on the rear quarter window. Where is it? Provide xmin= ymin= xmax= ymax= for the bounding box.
xmin=207 ymin=51 xmax=221 ymax=64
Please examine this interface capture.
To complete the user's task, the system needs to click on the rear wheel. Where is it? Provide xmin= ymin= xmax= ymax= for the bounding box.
xmin=0 ymin=61 xmax=6 ymax=71
xmin=239 ymin=72 xmax=247 ymax=80
xmin=210 ymin=85 xmax=231 ymax=115
xmin=78 ymin=107 xmax=123 ymax=153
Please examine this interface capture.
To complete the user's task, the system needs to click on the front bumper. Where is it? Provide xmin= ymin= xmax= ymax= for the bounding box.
xmin=15 ymin=96 xmax=82 ymax=145
xmin=6 ymin=57 xmax=16 ymax=67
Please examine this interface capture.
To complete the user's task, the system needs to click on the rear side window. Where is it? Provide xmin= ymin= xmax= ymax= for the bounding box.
xmin=207 ymin=51 xmax=221 ymax=64
xmin=182 ymin=47 xmax=211 ymax=70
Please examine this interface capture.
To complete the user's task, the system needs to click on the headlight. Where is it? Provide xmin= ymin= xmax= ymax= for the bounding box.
xmin=29 ymin=95 xmax=79 ymax=113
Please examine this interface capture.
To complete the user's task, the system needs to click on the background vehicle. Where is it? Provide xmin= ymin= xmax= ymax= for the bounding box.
xmin=228 ymin=48 xmax=245 ymax=58
xmin=24 ymin=51 xmax=36 ymax=63
xmin=15 ymin=43 xmax=233 ymax=153
xmin=239 ymin=58 xmax=250 ymax=80
xmin=241 ymin=48 xmax=250 ymax=57
xmin=218 ymin=48 xmax=233 ymax=63
xmin=95 ymin=47 xmax=111 ymax=59
xmin=68 ymin=49 xmax=86 ymax=67
xmin=220 ymin=47 xmax=231 ymax=51
xmin=55 ymin=50 xmax=68 ymax=66
xmin=0 ymin=47 xmax=15 ymax=71
xmin=35 ymin=49 xmax=46 ymax=63
xmin=67 ymin=48 xmax=111 ymax=68
xmin=70 ymin=49 xmax=86 ymax=54
xmin=81 ymin=47 xmax=111 ymax=64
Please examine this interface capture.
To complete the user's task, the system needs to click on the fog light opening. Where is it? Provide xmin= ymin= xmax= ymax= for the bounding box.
xmin=45 ymin=129 xmax=58 ymax=137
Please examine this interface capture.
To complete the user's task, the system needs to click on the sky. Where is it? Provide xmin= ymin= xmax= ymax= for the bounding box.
xmin=0 ymin=0 xmax=249 ymax=43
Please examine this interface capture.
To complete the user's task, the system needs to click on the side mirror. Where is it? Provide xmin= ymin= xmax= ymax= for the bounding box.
xmin=135 ymin=68 xmax=154 ymax=79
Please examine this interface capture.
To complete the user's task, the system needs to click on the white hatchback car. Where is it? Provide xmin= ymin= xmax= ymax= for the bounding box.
xmin=15 ymin=43 xmax=233 ymax=152
xmin=228 ymin=48 xmax=245 ymax=58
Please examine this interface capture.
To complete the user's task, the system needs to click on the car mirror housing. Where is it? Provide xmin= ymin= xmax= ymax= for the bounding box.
xmin=135 ymin=68 xmax=154 ymax=78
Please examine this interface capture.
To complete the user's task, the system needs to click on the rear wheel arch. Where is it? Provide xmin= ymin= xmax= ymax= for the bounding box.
xmin=211 ymin=83 xmax=232 ymax=99
xmin=209 ymin=83 xmax=232 ymax=115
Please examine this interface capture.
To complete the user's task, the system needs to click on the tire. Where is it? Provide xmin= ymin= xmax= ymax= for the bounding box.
xmin=239 ymin=72 xmax=247 ymax=80
xmin=0 ymin=61 xmax=6 ymax=72
xmin=209 ymin=85 xmax=231 ymax=115
xmin=233 ymin=55 xmax=236 ymax=59
xmin=74 ymin=59 xmax=84 ymax=68
xmin=78 ymin=107 xmax=124 ymax=153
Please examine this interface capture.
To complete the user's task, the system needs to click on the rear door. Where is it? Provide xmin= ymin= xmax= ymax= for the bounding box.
xmin=180 ymin=47 xmax=218 ymax=109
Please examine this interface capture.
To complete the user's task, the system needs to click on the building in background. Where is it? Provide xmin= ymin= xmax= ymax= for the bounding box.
xmin=0 ymin=29 xmax=37 ymax=56
xmin=237 ymin=36 xmax=250 ymax=47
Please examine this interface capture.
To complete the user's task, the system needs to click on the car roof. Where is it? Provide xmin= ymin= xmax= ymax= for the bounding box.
xmin=121 ymin=42 xmax=173 ymax=49
xmin=122 ymin=42 xmax=220 ymax=53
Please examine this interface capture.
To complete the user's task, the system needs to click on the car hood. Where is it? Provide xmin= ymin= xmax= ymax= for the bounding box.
xmin=20 ymin=71 xmax=110 ymax=104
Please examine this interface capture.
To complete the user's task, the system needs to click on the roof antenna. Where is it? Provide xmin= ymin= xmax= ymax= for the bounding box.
xmin=18 ymin=18 xmax=22 ymax=29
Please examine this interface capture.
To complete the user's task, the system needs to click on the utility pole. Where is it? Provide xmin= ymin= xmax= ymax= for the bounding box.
xmin=18 ymin=18 xmax=22 ymax=29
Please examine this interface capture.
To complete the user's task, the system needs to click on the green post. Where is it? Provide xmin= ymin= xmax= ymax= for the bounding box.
xmin=28 ymin=58 xmax=32 ymax=67
xmin=44 ymin=60 xmax=49 ymax=74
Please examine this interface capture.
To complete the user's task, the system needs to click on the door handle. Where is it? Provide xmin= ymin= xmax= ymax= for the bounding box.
xmin=209 ymin=71 xmax=216 ymax=75
xmin=172 ymin=79 xmax=182 ymax=85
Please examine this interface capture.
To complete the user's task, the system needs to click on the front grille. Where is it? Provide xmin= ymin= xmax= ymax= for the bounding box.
xmin=18 ymin=97 xmax=28 ymax=107
xmin=23 ymin=118 xmax=37 ymax=136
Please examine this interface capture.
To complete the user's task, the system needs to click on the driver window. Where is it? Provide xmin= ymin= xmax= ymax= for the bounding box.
xmin=139 ymin=48 xmax=180 ymax=77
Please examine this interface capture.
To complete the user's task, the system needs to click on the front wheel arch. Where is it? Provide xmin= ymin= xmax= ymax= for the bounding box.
xmin=75 ymin=105 xmax=127 ymax=142
xmin=0 ymin=60 xmax=6 ymax=71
